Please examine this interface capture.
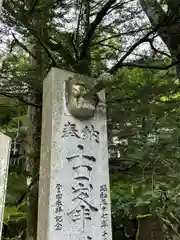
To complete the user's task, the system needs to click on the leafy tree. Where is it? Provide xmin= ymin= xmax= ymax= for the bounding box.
xmin=140 ymin=0 xmax=180 ymax=79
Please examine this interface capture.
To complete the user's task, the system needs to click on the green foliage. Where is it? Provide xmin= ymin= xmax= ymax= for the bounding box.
xmin=108 ymin=65 xmax=180 ymax=238
xmin=0 ymin=97 xmax=27 ymax=239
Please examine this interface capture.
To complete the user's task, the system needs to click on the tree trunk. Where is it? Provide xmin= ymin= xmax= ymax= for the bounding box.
xmin=26 ymin=96 xmax=41 ymax=240
xmin=25 ymin=45 xmax=43 ymax=240
xmin=139 ymin=0 xmax=180 ymax=79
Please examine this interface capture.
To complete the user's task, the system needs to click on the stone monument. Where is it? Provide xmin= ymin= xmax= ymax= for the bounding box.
xmin=0 ymin=0 xmax=3 ymax=11
xmin=0 ymin=133 xmax=11 ymax=238
xmin=37 ymin=68 xmax=112 ymax=240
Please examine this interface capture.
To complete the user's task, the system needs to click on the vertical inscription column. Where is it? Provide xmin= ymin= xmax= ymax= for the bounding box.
xmin=37 ymin=68 xmax=112 ymax=240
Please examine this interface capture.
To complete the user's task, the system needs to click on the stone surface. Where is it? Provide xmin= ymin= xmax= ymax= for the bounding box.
xmin=0 ymin=133 xmax=11 ymax=237
xmin=37 ymin=68 xmax=112 ymax=240
xmin=0 ymin=0 xmax=3 ymax=11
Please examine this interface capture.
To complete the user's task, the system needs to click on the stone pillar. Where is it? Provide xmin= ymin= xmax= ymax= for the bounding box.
xmin=37 ymin=68 xmax=112 ymax=240
xmin=0 ymin=0 xmax=3 ymax=11
xmin=0 ymin=133 xmax=11 ymax=237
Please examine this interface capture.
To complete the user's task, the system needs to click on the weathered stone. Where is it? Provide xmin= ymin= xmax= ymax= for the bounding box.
xmin=0 ymin=133 xmax=11 ymax=238
xmin=0 ymin=0 xmax=3 ymax=11
xmin=37 ymin=68 xmax=112 ymax=240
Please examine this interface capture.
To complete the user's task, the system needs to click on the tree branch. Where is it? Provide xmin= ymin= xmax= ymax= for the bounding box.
xmin=99 ymin=43 xmax=119 ymax=51
xmin=0 ymin=92 xmax=41 ymax=108
xmin=110 ymin=28 xmax=157 ymax=73
xmin=28 ymin=0 xmax=39 ymax=14
xmin=139 ymin=0 xmax=166 ymax=27
xmin=91 ymin=0 xmax=104 ymax=11
xmin=69 ymin=33 xmax=79 ymax=59
xmin=92 ymin=27 xmax=152 ymax=45
xmin=80 ymin=0 xmax=117 ymax=59
xmin=3 ymin=2 xmax=74 ymax=67
xmin=148 ymin=38 xmax=171 ymax=58
xmin=83 ymin=0 xmax=91 ymax=72
xmin=26 ymin=29 xmax=58 ymax=67
xmin=6 ymin=173 xmax=39 ymax=207
xmin=75 ymin=0 xmax=83 ymax=46
xmin=85 ymin=0 xmax=90 ymax=32
xmin=47 ymin=36 xmax=77 ymax=66
xmin=120 ymin=59 xmax=180 ymax=70
xmin=12 ymin=33 xmax=37 ymax=59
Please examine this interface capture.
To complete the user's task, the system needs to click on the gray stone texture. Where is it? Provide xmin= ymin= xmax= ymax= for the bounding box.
xmin=37 ymin=68 xmax=112 ymax=240
xmin=0 ymin=133 xmax=11 ymax=237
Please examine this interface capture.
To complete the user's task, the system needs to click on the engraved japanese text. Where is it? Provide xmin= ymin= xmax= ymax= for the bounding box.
xmin=54 ymin=184 xmax=63 ymax=231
